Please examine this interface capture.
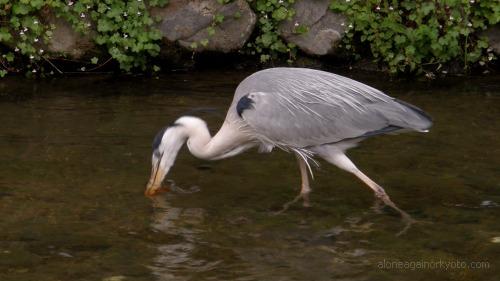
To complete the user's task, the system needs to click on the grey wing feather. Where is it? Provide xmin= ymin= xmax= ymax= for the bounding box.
xmin=228 ymin=68 xmax=432 ymax=148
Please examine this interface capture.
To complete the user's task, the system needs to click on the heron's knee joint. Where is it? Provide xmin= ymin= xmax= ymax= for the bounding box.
xmin=301 ymin=186 xmax=311 ymax=195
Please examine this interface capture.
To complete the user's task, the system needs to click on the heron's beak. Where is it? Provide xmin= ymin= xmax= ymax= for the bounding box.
xmin=145 ymin=161 xmax=171 ymax=196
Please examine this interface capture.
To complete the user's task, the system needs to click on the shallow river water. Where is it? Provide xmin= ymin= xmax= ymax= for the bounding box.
xmin=0 ymin=70 xmax=499 ymax=281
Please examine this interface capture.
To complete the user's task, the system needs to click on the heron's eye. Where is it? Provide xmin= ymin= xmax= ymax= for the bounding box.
xmin=153 ymin=149 xmax=162 ymax=158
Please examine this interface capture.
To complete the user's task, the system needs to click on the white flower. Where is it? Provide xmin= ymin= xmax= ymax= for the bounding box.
xmin=264 ymin=14 xmax=268 ymax=19
xmin=348 ymin=23 xmax=353 ymax=28
xmin=124 ymin=34 xmax=128 ymax=38
xmin=376 ymin=6 xmax=381 ymax=11
xmin=123 ymin=12 xmax=128 ymax=17
xmin=470 ymin=0 xmax=475 ymax=3
xmin=137 ymin=11 xmax=141 ymax=15
xmin=294 ymin=22 xmax=299 ymax=27
xmin=86 ymin=23 xmax=91 ymax=27
xmin=389 ymin=6 xmax=394 ymax=11
xmin=449 ymin=15 xmax=454 ymax=20
xmin=439 ymin=24 xmax=443 ymax=29
xmin=80 ymin=13 xmax=86 ymax=18
xmin=279 ymin=0 xmax=284 ymax=3
xmin=23 ymin=27 xmax=28 ymax=32
xmin=86 ymin=5 xmax=91 ymax=9
xmin=467 ymin=22 xmax=472 ymax=27
xmin=341 ymin=22 xmax=345 ymax=26
xmin=33 ymin=20 xmax=39 ymax=24
xmin=34 ymin=38 xmax=39 ymax=42
xmin=479 ymin=61 xmax=485 ymax=66
xmin=39 ymin=49 xmax=44 ymax=54
xmin=81 ymin=67 xmax=86 ymax=71
xmin=29 ymin=55 xmax=34 ymax=59
xmin=32 ymin=69 xmax=37 ymax=73
xmin=442 ymin=70 xmax=448 ymax=74
xmin=14 ymin=47 xmax=19 ymax=52
xmin=346 ymin=0 xmax=350 ymax=2
xmin=68 ymin=1 xmax=74 ymax=6
xmin=19 ymin=31 xmax=24 ymax=35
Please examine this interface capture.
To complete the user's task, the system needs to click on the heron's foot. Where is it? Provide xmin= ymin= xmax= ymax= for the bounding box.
xmin=274 ymin=191 xmax=311 ymax=215
xmin=371 ymin=193 xmax=418 ymax=236
xmin=371 ymin=199 xmax=385 ymax=214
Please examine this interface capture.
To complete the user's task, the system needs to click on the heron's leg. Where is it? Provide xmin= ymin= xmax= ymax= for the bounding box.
xmin=320 ymin=151 xmax=413 ymax=222
xmin=297 ymin=155 xmax=311 ymax=207
xmin=275 ymin=155 xmax=312 ymax=214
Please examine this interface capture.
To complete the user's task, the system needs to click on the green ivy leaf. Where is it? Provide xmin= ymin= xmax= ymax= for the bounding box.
xmin=271 ymin=6 xmax=288 ymax=21
xmin=0 ymin=27 xmax=12 ymax=42
xmin=214 ymin=14 xmax=225 ymax=24
xmin=260 ymin=33 xmax=274 ymax=47
xmin=5 ymin=52 xmax=14 ymax=62
xmin=207 ymin=26 xmax=216 ymax=36
xmin=294 ymin=25 xmax=309 ymax=34
xmin=260 ymin=54 xmax=270 ymax=62
xmin=12 ymin=3 xmax=30 ymax=15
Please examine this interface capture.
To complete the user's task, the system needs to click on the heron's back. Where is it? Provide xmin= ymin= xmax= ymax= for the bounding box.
xmin=227 ymin=68 xmax=432 ymax=147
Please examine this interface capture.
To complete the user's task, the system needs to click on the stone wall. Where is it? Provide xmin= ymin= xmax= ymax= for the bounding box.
xmin=8 ymin=0 xmax=499 ymax=61
xmin=29 ymin=0 xmax=346 ymax=60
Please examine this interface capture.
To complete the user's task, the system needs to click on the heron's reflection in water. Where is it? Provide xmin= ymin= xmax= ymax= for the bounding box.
xmin=148 ymin=195 xmax=220 ymax=281
xmin=146 ymin=194 xmax=379 ymax=281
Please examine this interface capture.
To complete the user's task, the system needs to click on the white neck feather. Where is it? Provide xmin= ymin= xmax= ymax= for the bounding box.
xmin=147 ymin=116 xmax=255 ymax=191
xmin=175 ymin=116 xmax=251 ymax=160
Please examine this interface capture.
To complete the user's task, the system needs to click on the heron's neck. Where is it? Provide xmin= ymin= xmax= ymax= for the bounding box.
xmin=182 ymin=117 xmax=247 ymax=160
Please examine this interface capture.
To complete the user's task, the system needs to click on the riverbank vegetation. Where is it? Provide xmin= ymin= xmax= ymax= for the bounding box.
xmin=0 ymin=0 xmax=499 ymax=77
xmin=331 ymin=0 xmax=499 ymax=74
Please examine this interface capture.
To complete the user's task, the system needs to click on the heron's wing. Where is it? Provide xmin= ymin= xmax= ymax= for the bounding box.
xmin=233 ymin=68 xmax=431 ymax=148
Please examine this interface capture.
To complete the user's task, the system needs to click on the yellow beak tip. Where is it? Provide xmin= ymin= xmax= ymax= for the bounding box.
xmin=144 ymin=185 xmax=169 ymax=197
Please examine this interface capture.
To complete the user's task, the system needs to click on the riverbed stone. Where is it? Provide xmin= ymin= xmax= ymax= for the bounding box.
xmin=151 ymin=0 xmax=256 ymax=53
xmin=279 ymin=0 xmax=346 ymax=56
xmin=483 ymin=24 xmax=500 ymax=56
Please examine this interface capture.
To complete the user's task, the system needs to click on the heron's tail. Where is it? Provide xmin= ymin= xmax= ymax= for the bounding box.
xmin=393 ymin=99 xmax=433 ymax=132
xmin=370 ymin=99 xmax=432 ymax=133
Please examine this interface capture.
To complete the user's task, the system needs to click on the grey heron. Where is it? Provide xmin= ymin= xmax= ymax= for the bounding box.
xmin=145 ymin=67 xmax=432 ymax=220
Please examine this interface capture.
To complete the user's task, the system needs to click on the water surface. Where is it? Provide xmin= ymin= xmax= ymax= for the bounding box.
xmin=0 ymin=71 xmax=499 ymax=281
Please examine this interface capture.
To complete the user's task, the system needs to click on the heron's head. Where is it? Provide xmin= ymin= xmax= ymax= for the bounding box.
xmin=145 ymin=122 xmax=188 ymax=196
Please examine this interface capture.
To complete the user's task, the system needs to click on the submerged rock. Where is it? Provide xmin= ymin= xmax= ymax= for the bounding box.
xmin=279 ymin=0 xmax=346 ymax=56
xmin=151 ymin=0 xmax=256 ymax=53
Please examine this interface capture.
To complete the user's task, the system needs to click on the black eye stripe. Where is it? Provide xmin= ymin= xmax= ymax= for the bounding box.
xmin=152 ymin=123 xmax=182 ymax=151
xmin=152 ymin=127 xmax=168 ymax=151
